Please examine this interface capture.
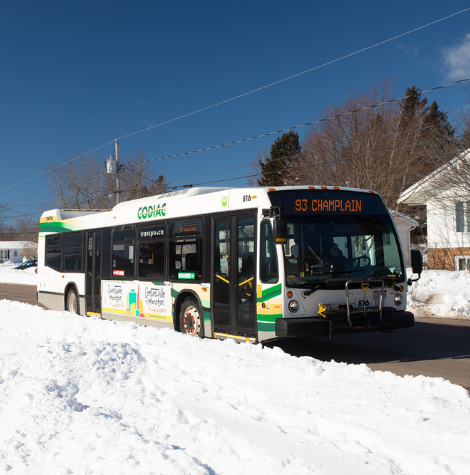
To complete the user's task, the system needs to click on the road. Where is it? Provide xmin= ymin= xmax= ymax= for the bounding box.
xmin=2 ymin=283 xmax=469 ymax=392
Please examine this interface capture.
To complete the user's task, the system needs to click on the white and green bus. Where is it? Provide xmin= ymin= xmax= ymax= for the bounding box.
xmin=37 ymin=186 xmax=422 ymax=343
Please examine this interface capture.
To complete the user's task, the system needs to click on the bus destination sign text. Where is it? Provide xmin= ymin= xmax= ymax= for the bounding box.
xmin=295 ymin=198 xmax=362 ymax=213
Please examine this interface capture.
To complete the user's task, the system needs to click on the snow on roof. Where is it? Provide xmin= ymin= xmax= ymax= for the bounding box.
xmin=0 ymin=241 xmax=35 ymax=250
xmin=389 ymin=210 xmax=419 ymax=228
xmin=398 ymin=148 xmax=470 ymax=205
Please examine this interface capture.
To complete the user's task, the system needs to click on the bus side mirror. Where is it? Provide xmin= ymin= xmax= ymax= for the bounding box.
xmin=409 ymin=249 xmax=422 ymax=283
xmin=273 ymin=218 xmax=287 ymax=244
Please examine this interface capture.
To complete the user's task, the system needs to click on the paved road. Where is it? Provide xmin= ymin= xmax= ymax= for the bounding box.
xmin=2 ymin=283 xmax=469 ymax=391
xmin=0 ymin=282 xmax=47 ymax=308
xmin=268 ymin=317 xmax=470 ymax=392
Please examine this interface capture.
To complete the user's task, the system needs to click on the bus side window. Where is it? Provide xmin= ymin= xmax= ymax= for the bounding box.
xmin=64 ymin=233 xmax=82 ymax=272
xmin=138 ymin=225 xmax=165 ymax=280
xmin=46 ymin=235 xmax=62 ymax=271
xmin=260 ymin=220 xmax=278 ymax=283
xmin=169 ymin=218 xmax=203 ymax=280
xmin=112 ymin=228 xmax=135 ymax=278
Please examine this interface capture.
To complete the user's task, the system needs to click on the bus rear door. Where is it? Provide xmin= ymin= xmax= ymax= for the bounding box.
xmin=213 ymin=214 xmax=257 ymax=341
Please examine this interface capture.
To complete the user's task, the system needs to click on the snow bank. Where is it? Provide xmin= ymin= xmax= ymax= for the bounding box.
xmin=408 ymin=270 xmax=470 ymax=319
xmin=0 ymin=300 xmax=469 ymax=474
xmin=0 ymin=262 xmax=37 ymax=285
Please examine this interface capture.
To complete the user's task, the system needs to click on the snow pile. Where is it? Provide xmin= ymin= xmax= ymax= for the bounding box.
xmin=1 ymin=300 xmax=469 ymax=474
xmin=0 ymin=261 xmax=37 ymax=285
xmin=408 ymin=270 xmax=470 ymax=319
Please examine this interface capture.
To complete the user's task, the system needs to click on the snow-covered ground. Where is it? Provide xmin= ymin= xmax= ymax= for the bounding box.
xmin=0 ymin=262 xmax=37 ymax=285
xmin=407 ymin=270 xmax=470 ymax=319
xmin=0 ymin=299 xmax=469 ymax=474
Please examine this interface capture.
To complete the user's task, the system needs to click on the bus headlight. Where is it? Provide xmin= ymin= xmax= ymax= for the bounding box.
xmin=288 ymin=300 xmax=299 ymax=313
xmin=394 ymin=294 xmax=403 ymax=306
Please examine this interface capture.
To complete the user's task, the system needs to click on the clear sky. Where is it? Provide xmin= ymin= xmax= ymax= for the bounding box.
xmin=1 ymin=0 xmax=470 ymax=223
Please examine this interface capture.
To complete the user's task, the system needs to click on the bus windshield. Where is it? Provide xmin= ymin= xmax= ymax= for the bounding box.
xmin=283 ymin=214 xmax=404 ymax=287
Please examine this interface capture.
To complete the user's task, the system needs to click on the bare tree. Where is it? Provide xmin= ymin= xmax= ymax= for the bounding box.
xmin=291 ymin=77 xmax=436 ymax=209
xmin=44 ymin=153 xmax=114 ymax=209
xmin=44 ymin=150 xmax=167 ymax=210
xmin=119 ymin=150 xmax=168 ymax=201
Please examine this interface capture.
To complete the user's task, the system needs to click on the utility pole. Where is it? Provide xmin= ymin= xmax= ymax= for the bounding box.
xmin=115 ymin=140 xmax=121 ymax=205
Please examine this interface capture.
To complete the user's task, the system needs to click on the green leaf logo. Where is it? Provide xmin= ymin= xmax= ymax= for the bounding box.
xmin=221 ymin=196 xmax=228 ymax=207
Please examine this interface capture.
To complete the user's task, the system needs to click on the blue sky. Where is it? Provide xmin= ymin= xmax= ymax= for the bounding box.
xmin=1 ymin=1 xmax=470 ymax=223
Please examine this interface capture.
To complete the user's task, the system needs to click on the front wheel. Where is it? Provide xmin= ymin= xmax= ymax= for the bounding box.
xmin=67 ymin=289 xmax=78 ymax=314
xmin=179 ymin=298 xmax=202 ymax=337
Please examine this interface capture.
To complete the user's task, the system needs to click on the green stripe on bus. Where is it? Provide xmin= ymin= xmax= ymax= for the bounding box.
xmin=257 ymin=313 xmax=282 ymax=323
xmin=39 ymin=222 xmax=81 ymax=233
xmin=203 ymin=310 xmax=211 ymax=322
xmin=257 ymin=283 xmax=282 ymax=303
xmin=258 ymin=321 xmax=275 ymax=332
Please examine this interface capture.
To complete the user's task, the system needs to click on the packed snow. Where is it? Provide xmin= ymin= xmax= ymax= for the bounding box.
xmin=0 ymin=299 xmax=469 ymax=475
xmin=407 ymin=269 xmax=470 ymax=319
xmin=0 ymin=262 xmax=37 ymax=285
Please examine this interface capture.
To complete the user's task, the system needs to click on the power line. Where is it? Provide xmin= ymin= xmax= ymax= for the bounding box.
xmin=173 ymin=132 xmax=470 ymax=188
xmin=164 ymin=115 xmax=465 ymax=187
xmin=1 ymin=8 xmax=468 ymax=197
xmin=115 ymin=7 xmax=470 ymax=142
xmin=141 ymin=77 xmax=470 ymax=167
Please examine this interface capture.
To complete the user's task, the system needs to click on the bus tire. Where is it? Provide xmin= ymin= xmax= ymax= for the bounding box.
xmin=180 ymin=297 xmax=202 ymax=337
xmin=67 ymin=288 xmax=78 ymax=314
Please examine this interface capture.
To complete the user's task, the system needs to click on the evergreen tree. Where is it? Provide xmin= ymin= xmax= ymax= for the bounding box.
xmin=425 ymin=100 xmax=455 ymax=138
xmin=400 ymin=85 xmax=454 ymax=139
xmin=400 ymin=86 xmax=428 ymax=130
xmin=257 ymin=131 xmax=301 ymax=186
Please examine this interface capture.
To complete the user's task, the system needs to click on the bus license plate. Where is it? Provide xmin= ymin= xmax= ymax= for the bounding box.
xmin=355 ymin=298 xmax=376 ymax=308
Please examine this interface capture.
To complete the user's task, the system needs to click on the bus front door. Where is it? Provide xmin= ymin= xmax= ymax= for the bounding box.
xmin=213 ymin=215 xmax=257 ymax=340
xmin=86 ymin=231 xmax=101 ymax=315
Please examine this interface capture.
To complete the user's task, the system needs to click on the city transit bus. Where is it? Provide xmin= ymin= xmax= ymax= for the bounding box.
xmin=37 ymin=186 xmax=422 ymax=343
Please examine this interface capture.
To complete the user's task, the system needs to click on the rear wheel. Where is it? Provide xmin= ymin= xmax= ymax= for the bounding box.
xmin=67 ymin=289 xmax=78 ymax=314
xmin=179 ymin=298 xmax=202 ymax=337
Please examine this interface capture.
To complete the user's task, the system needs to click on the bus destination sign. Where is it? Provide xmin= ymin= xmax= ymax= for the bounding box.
xmin=268 ymin=189 xmax=387 ymax=215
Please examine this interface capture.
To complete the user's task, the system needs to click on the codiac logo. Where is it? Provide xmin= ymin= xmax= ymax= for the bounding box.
xmin=137 ymin=203 xmax=167 ymax=220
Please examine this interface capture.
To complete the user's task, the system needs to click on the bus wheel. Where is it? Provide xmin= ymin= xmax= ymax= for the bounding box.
xmin=67 ymin=289 xmax=78 ymax=314
xmin=180 ymin=298 xmax=202 ymax=337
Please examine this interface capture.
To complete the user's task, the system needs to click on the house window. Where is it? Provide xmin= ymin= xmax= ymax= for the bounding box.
xmin=14 ymin=251 xmax=17 ymax=257
xmin=456 ymin=202 xmax=470 ymax=232
xmin=455 ymin=255 xmax=470 ymax=271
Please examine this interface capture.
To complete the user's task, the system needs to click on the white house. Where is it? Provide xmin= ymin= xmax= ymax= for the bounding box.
xmin=398 ymin=149 xmax=470 ymax=270
xmin=0 ymin=241 xmax=36 ymax=264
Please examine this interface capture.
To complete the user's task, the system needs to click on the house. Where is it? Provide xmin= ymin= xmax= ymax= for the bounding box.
xmin=0 ymin=241 xmax=36 ymax=264
xmin=390 ymin=211 xmax=418 ymax=267
xmin=398 ymin=150 xmax=470 ymax=270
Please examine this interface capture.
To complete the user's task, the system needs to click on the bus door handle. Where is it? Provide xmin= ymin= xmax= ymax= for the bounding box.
xmin=216 ymin=274 xmax=230 ymax=284
xmin=238 ymin=277 xmax=254 ymax=286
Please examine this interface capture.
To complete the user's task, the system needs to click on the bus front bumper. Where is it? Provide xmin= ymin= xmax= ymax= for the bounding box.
xmin=275 ymin=311 xmax=415 ymax=338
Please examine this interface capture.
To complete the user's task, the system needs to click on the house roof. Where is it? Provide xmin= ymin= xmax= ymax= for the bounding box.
xmin=0 ymin=241 xmax=35 ymax=250
xmin=397 ymin=149 xmax=470 ymax=205
xmin=389 ymin=210 xmax=418 ymax=228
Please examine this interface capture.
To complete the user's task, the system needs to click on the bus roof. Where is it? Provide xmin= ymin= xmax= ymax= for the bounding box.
xmin=39 ymin=185 xmax=378 ymax=220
